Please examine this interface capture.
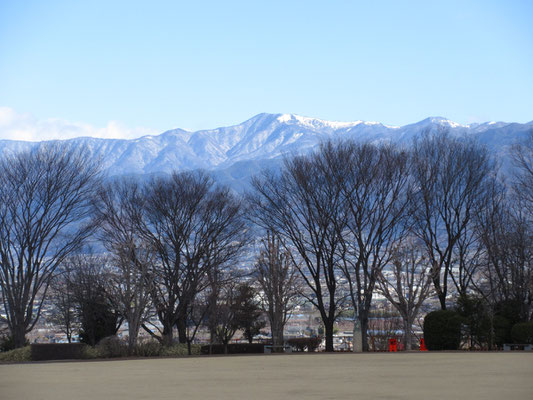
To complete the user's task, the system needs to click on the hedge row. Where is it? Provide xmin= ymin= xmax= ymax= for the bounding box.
xmin=31 ymin=343 xmax=86 ymax=361
xmin=200 ymin=343 xmax=265 ymax=354
xmin=15 ymin=337 xmax=202 ymax=361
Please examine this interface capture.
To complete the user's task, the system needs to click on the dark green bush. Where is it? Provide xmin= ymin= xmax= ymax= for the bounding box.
xmin=494 ymin=299 xmax=522 ymax=327
xmin=79 ymin=301 xmax=120 ymax=346
xmin=455 ymin=294 xmax=492 ymax=349
xmin=492 ymin=315 xmax=510 ymax=348
xmin=511 ymin=322 xmax=533 ymax=344
xmin=493 ymin=299 xmax=523 ymax=345
xmin=423 ymin=310 xmax=462 ymax=350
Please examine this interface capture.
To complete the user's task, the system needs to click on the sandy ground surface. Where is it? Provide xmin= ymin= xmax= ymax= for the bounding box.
xmin=1 ymin=352 xmax=532 ymax=400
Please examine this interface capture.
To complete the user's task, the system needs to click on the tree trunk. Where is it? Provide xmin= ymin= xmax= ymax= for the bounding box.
xmin=13 ymin=323 xmax=27 ymax=348
xmin=360 ymin=313 xmax=369 ymax=352
xmin=438 ymin=294 xmax=447 ymax=310
xmin=435 ymin=281 xmax=447 ymax=310
xmin=127 ymin=319 xmax=140 ymax=355
xmin=352 ymin=318 xmax=363 ymax=353
xmin=270 ymin=314 xmax=285 ymax=349
xmin=176 ymin=316 xmax=187 ymax=344
xmin=66 ymin=324 xmax=72 ymax=344
xmin=324 ymin=320 xmax=334 ymax=352
xmin=403 ymin=317 xmax=412 ymax=351
xmin=162 ymin=323 xmax=174 ymax=346
xmin=273 ymin=328 xmax=284 ymax=350
xmin=208 ymin=329 xmax=215 ymax=354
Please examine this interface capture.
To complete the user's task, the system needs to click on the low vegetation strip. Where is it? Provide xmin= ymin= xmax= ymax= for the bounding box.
xmin=0 ymin=346 xmax=30 ymax=363
xmin=0 ymin=342 xmax=202 ymax=363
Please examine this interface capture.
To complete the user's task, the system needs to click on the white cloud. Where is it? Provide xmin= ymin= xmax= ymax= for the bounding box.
xmin=0 ymin=107 xmax=154 ymax=141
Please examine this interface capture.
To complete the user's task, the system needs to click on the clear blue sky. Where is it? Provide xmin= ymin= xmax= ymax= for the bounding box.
xmin=0 ymin=0 xmax=532 ymax=139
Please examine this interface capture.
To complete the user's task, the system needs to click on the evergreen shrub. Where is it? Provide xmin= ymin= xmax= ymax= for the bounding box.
xmin=511 ymin=322 xmax=533 ymax=344
xmin=423 ymin=310 xmax=462 ymax=350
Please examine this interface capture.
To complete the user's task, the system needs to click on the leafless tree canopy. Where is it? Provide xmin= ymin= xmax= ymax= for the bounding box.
xmin=512 ymin=132 xmax=533 ymax=216
xmin=331 ymin=141 xmax=410 ymax=351
xmin=248 ymin=148 xmax=347 ymax=352
xmin=476 ymin=187 xmax=533 ymax=321
xmin=138 ymin=170 xmax=248 ymax=345
xmin=0 ymin=145 xmax=101 ymax=347
xmin=94 ymin=179 xmax=155 ymax=354
xmin=410 ymin=133 xmax=494 ymax=310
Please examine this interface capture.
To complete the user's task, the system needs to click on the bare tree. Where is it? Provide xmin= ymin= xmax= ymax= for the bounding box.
xmin=449 ymin=223 xmax=485 ymax=298
xmin=0 ymin=145 xmax=101 ymax=348
xmin=249 ymin=149 xmax=347 ymax=352
xmin=94 ymin=179 xmax=155 ymax=354
xmin=512 ymin=131 xmax=533 ymax=216
xmin=254 ymin=232 xmax=300 ymax=349
xmin=183 ymin=244 xmax=246 ymax=355
xmin=476 ymin=191 xmax=533 ymax=322
xmin=410 ymin=133 xmax=494 ymax=310
xmin=203 ymin=255 xmax=246 ymax=354
xmin=139 ymin=171 xmax=247 ymax=346
xmin=330 ymin=141 xmax=410 ymax=352
xmin=377 ymin=241 xmax=434 ymax=350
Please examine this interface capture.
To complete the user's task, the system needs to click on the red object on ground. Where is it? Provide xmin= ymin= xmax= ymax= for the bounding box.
xmin=388 ymin=338 xmax=398 ymax=352
xmin=419 ymin=338 xmax=428 ymax=351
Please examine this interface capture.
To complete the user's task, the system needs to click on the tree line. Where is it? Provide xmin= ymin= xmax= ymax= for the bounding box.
xmin=0 ymin=132 xmax=531 ymax=353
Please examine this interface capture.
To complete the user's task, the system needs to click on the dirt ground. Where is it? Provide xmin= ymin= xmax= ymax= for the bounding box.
xmin=1 ymin=352 xmax=532 ymax=400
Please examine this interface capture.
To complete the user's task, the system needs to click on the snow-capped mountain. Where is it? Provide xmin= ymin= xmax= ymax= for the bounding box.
xmin=0 ymin=113 xmax=530 ymax=190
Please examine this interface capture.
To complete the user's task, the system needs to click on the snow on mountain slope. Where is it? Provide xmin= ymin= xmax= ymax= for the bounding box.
xmin=0 ymin=113 xmax=530 ymax=188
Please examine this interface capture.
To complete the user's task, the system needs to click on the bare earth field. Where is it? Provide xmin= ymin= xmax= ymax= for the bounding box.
xmin=1 ymin=352 xmax=532 ymax=400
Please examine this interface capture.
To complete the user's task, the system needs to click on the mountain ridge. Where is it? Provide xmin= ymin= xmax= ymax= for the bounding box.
xmin=0 ymin=113 xmax=530 ymax=190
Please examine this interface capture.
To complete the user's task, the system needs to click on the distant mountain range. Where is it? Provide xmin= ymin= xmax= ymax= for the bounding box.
xmin=1 ymin=113 xmax=531 ymax=190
